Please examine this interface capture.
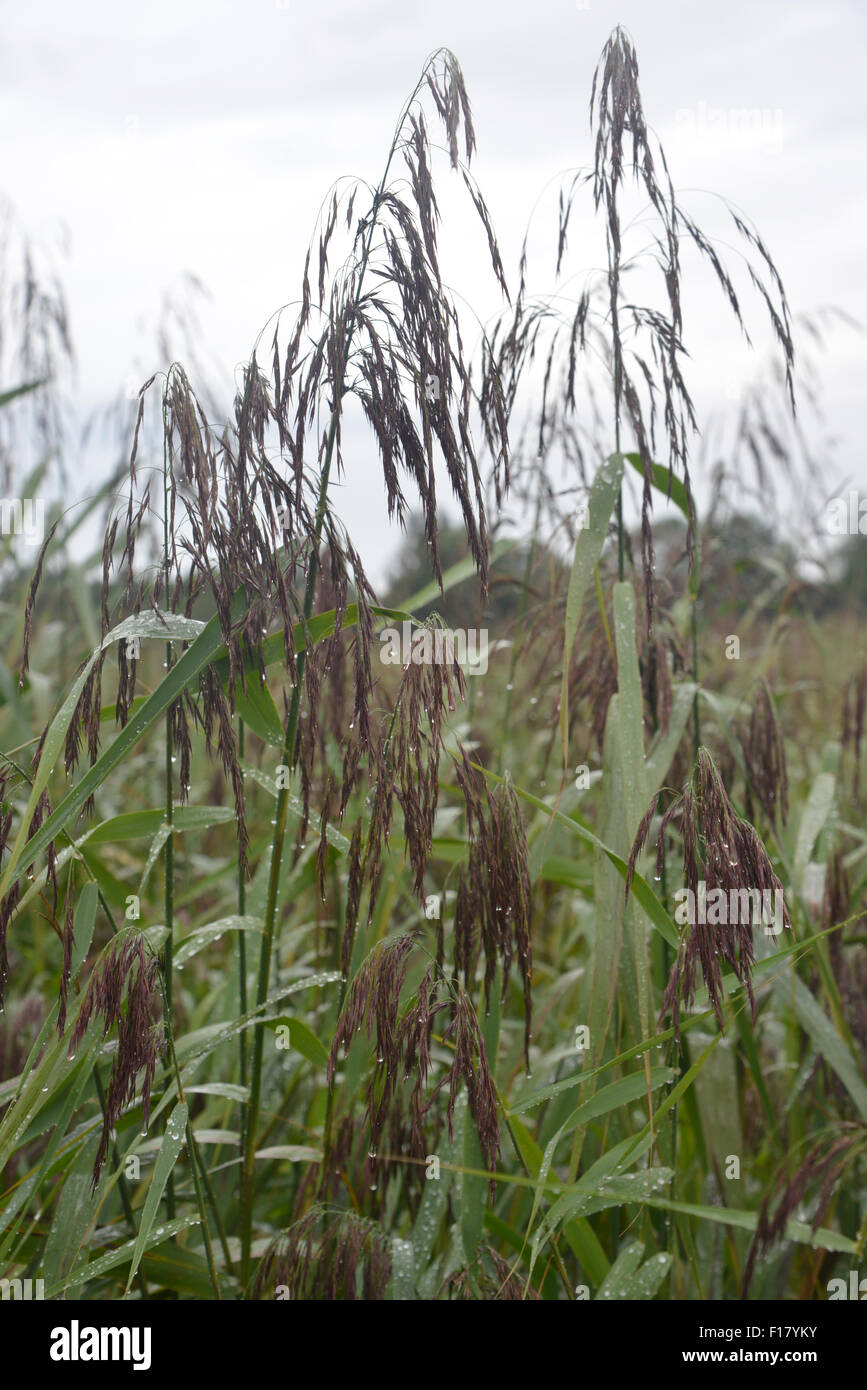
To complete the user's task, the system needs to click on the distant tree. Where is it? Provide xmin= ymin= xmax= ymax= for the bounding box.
xmin=380 ymin=514 xmax=542 ymax=629
xmin=827 ymin=535 xmax=867 ymax=615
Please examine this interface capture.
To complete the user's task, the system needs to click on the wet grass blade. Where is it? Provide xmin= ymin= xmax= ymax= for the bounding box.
xmin=125 ymin=1101 xmax=190 ymax=1292
xmin=560 ymin=452 xmax=624 ymax=763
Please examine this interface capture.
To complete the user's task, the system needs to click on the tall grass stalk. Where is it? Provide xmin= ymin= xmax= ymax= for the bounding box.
xmin=161 ymin=396 xmax=177 ymax=1223
xmin=239 ymin=65 xmax=434 ymax=1283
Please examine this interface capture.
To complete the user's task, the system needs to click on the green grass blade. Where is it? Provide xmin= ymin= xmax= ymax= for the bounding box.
xmin=125 ymin=1101 xmax=189 ymax=1292
xmin=560 ymin=452 xmax=624 ymax=763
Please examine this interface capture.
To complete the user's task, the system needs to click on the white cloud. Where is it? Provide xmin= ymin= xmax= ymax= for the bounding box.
xmin=3 ymin=0 xmax=865 ymax=581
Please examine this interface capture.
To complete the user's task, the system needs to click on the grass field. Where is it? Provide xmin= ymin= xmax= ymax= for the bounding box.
xmin=0 ymin=30 xmax=865 ymax=1304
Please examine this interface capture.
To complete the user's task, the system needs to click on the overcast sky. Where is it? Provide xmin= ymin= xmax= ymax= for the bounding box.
xmin=3 ymin=0 xmax=865 ymax=582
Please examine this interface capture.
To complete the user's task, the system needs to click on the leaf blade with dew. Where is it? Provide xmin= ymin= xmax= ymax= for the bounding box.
xmin=594 ymin=1241 xmax=646 ymax=1300
xmin=0 ymin=610 xmax=210 ymax=901
xmin=0 ymin=1040 xmax=99 ymax=1251
xmin=560 ymin=451 xmax=624 ymax=764
xmin=183 ymin=1083 xmax=249 ymax=1103
xmin=621 ymin=1250 xmax=673 ymax=1300
xmin=263 ymin=1015 xmax=329 ymax=1068
xmin=0 ymin=596 xmax=363 ymax=902
xmin=140 ymin=1244 xmax=236 ymax=1300
xmin=586 ymin=697 xmax=627 ymax=1086
xmin=173 ymin=915 xmax=263 ymax=968
xmin=253 ymin=1145 xmax=321 ymax=1163
xmin=171 ymin=972 xmax=344 ymax=1075
xmin=610 ymin=1194 xmax=856 ymax=1257
xmin=460 ymin=1112 xmax=487 ymax=1264
xmin=613 ymin=580 xmax=653 ymax=1053
xmin=86 ymin=805 xmax=237 ymax=844
xmin=794 ymin=771 xmax=835 ymax=881
xmin=68 ymin=880 xmax=99 ymax=983
xmin=528 ymin=1168 xmax=675 ymax=1277
xmin=42 ymin=1129 xmax=103 ymax=1294
xmin=230 ymin=666 xmax=285 ymax=747
xmin=46 ymin=1215 xmax=202 ymax=1300
xmin=780 ymin=972 xmax=867 ymax=1123
xmin=0 ymin=999 xmax=99 ymax=1173
xmin=413 ymin=1090 xmax=467 ymax=1286
xmin=388 ymin=1237 xmax=416 ymax=1302
xmin=622 ymin=452 xmax=700 ymax=596
xmin=239 ymin=762 xmax=352 ymax=853
xmin=125 ymin=1100 xmax=189 ymax=1293
xmin=520 ymin=1067 xmax=674 ymax=1267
